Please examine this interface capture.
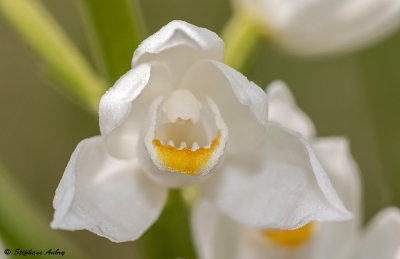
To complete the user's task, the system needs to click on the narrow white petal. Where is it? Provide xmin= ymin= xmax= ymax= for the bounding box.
xmin=202 ymin=122 xmax=351 ymax=229
xmin=266 ymin=81 xmax=316 ymax=139
xmin=99 ymin=64 xmax=151 ymax=159
xmin=356 ymin=207 xmax=400 ymax=259
xmin=51 ymin=136 xmax=167 ymax=242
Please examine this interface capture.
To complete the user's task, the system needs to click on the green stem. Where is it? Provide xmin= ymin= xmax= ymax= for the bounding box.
xmin=137 ymin=190 xmax=197 ymax=259
xmin=222 ymin=11 xmax=262 ymax=71
xmin=77 ymin=0 xmax=145 ymax=83
xmin=0 ymin=0 xmax=106 ymax=113
xmin=0 ymin=163 xmax=89 ymax=259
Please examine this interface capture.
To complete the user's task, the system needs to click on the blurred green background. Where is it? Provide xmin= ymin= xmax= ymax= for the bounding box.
xmin=0 ymin=0 xmax=399 ymax=258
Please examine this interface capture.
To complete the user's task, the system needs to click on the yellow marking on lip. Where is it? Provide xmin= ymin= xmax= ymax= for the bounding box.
xmin=152 ymin=131 xmax=221 ymax=175
xmin=261 ymin=222 xmax=315 ymax=248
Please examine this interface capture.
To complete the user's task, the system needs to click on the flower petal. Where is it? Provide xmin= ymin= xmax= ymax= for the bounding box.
xmin=51 ymin=136 xmax=167 ymax=242
xmin=132 ymin=20 xmax=224 ymax=67
xmin=201 ymin=122 xmax=351 ymax=229
xmin=178 ymin=59 xmax=268 ymax=152
xmin=266 ymin=80 xmax=315 ymax=139
xmin=193 ymin=138 xmax=361 ymax=259
xmin=312 ymin=137 xmax=361 ymax=222
xmin=191 ymin=200 xmax=241 ymax=259
xmin=307 ymin=137 xmax=362 ymax=259
xmin=357 ymin=207 xmax=400 ymax=259
xmin=239 ymin=0 xmax=400 ymax=55
xmin=99 ymin=64 xmax=151 ymax=159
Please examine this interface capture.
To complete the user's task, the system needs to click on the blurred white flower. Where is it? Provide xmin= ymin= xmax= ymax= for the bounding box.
xmin=234 ymin=0 xmax=400 ymax=55
xmin=192 ymin=81 xmax=400 ymax=259
xmin=192 ymin=202 xmax=400 ymax=259
xmin=51 ymin=21 xmax=350 ymax=242
xmin=355 ymin=207 xmax=400 ymax=259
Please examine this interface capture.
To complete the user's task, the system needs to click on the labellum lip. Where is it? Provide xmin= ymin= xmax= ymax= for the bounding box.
xmin=260 ymin=222 xmax=316 ymax=248
xmin=144 ymin=91 xmax=228 ymax=179
xmin=152 ymin=131 xmax=222 ymax=175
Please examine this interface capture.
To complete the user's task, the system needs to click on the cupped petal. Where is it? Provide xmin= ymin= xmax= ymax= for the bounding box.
xmin=201 ymin=122 xmax=351 ymax=229
xmin=132 ymin=20 xmax=224 ymax=86
xmin=356 ymin=207 xmax=400 ymax=259
xmin=266 ymin=80 xmax=315 ymax=139
xmin=237 ymin=0 xmax=400 ymax=55
xmin=132 ymin=20 xmax=224 ymax=67
xmin=51 ymin=136 xmax=167 ymax=242
xmin=179 ymin=59 xmax=268 ymax=152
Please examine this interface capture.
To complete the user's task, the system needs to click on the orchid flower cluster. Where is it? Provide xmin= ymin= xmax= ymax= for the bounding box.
xmin=46 ymin=0 xmax=400 ymax=258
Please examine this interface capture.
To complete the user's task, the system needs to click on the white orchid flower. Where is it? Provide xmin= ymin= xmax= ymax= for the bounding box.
xmin=192 ymin=81 xmax=362 ymax=259
xmin=192 ymin=203 xmax=400 ymax=259
xmin=51 ymin=21 xmax=350 ymax=242
xmin=233 ymin=0 xmax=400 ymax=55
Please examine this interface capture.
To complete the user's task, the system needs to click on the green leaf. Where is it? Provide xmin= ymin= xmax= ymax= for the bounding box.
xmin=0 ymin=163 xmax=89 ymax=259
xmin=137 ymin=190 xmax=197 ymax=259
xmin=0 ymin=0 xmax=107 ymax=113
xmin=77 ymin=0 xmax=144 ymax=83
